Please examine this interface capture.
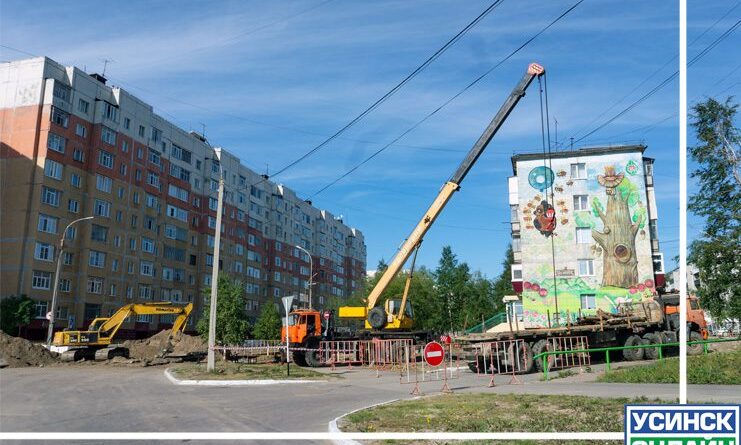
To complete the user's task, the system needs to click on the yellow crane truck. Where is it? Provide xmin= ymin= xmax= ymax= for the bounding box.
xmin=53 ymin=302 xmax=193 ymax=361
xmin=282 ymin=63 xmax=546 ymax=366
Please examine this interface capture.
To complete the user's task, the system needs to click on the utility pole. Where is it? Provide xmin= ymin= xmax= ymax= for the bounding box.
xmin=47 ymin=216 xmax=94 ymax=347
xmin=207 ymin=151 xmax=224 ymax=372
xmin=295 ymin=245 xmax=313 ymax=309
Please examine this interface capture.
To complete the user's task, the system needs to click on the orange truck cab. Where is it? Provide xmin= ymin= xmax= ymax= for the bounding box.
xmin=662 ymin=295 xmax=709 ymax=339
xmin=281 ymin=309 xmax=323 ymax=346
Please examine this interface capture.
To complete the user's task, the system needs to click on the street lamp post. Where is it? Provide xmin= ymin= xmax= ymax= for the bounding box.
xmin=295 ymin=245 xmax=313 ymax=310
xmin=46 ymin=216 xmax=94 ymax=347
xmin=207 ymin=152 xmax=225 ymax=372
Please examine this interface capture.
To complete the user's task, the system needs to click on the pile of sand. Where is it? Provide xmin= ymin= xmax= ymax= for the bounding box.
xmin=122 ymin=330 xmax=206 ymax=359
xmin=0 ymin=331 xmax=58 ymax=367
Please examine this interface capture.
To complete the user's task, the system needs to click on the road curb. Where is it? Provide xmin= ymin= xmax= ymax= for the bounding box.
xmin=328 ymin=398 xmax=405 ymax=445
xmin=164 ymin=368 xmax=328 ymax=386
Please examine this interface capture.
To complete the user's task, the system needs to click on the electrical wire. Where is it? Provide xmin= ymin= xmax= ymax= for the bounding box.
xmin=307 ymin=0 xmax=584 ymax=198
xmin=266 ymin=0 xmax=507 ymax=182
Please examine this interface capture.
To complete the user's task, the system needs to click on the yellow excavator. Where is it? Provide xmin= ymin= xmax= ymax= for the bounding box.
xmin=53 ymin=302 xmax=193 ymax=361
xmin=339 ymin=62 xmax=545 ymax=335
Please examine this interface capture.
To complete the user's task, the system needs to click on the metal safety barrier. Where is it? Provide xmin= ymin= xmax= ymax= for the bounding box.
xmin=319 ymin=340 xmax=366 ymax=369
xmin=400 ymin=342 xmax=460 ymax=395
xmin=366 ymin=338 xmax=414 ymax=371
xmin=539 ymin=336 xmax=591 ymax=371
xmin=535 ymin=336 xmax=741 ymax=380
xmin=471 ymin=339 xmax=529 ymax=386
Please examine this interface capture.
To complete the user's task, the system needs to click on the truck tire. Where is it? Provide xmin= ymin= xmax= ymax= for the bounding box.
xmin=623 ymin=335 xmax=645 ymax=361
xmin=367 ymin=307 xmax=386 ymax=330
xmin=292 ymin=350 xmax=307 ymax=367
xmin=507 ymin=341 xmax=533 ymax=374
xmin=642 ymin=333 xmax=662 ymax=360
xmin=304 ymin=337 xmax=322 ymax=368
xmin=687 ymin=331 xmax=704 ymax=356
xmin=532 ymin=339 xmax=558 ymax=372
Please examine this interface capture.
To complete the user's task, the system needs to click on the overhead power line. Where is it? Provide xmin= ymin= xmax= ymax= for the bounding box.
xmin=573 ymin=17 xmax=741 ymax=145
xmin=265 ymin=0 xmax=507 ymax=181
xmin=308 ymin=0 xmax=584 ymax=198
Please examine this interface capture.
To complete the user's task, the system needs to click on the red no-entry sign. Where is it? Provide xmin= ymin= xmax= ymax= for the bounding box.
xmin=423 ymin=341 xmax=445 ymax=367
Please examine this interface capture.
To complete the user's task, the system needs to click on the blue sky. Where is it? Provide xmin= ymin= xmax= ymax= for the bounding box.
xmin=2 ymin=0 xmax=725 ymax=278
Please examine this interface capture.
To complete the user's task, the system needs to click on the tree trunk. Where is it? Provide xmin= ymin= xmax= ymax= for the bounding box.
xmin=592 ymin=189 xmax=641 ymax=288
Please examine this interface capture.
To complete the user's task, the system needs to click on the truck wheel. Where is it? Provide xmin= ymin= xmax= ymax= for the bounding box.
xmin=532 ymin=339 xmax=557 ymax=372
xmin=367 ymin=307 xmax=386 ymax=330
xmin=687 ymin=331 xmax=704 ymax=356
xmin=623 ymin=335 xmax=645 ymax=361
xmin=292 ymin=351 xmax=307 ymax=367
xmin=468 ymin=356 xmax=485 ymax=374
xmin=507 ymin=342 xmax=533 ymax=374
xmin=642 ymin=333 xmax=662 ymax=360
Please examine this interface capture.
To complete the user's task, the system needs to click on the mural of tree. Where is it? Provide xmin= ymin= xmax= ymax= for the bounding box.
xmin=591 ymin=166 xmax=645 ymax=288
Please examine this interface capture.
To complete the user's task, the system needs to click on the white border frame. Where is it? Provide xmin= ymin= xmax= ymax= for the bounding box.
xmin=0 ymin=0 xmax=689 ymax=441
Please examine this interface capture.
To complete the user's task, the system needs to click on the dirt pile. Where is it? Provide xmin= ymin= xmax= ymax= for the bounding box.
xmin=0 ymin=331 xmax=58 ymax=367
xmin=122 ymin=330 xmax=206 ymax=359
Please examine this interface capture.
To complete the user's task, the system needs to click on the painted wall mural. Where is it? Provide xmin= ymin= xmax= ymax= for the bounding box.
xmin=514 ymin=152 xmax=655 ymax=328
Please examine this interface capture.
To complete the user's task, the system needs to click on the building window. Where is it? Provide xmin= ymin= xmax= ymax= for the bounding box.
xmin=109 ymin=284 xmax=117 ymax=297
xmin=576 ymin=227 xmax=592 ymax=244
xmin=570 ymin=163 xmax=586 ymax=179
xmin=34 ymin=242 xmax=54 ymax=261
xmin=580 ymin=294 xmax=596 ymax=310
xmin=74 ymin=123 xmax=87 ymax=138
xmin=512 ymin=236 xmax=521 ymax=252
xmin=511 ymin=264 xmax=523 ymax=281
xmin=573 ymin=195 xmax=588 ymax=211
xmin=151 ymin=127 xmax=162 ymax=144
xmin=140 ymin=261 xmax=154 ymax=276
xmin=62 ymin=252 xmax=74 ymax=265
xmin=141 ymin=237 xmax=156 ymax=254
xmin=652 ymin=253 xmax=664 ymax=274
xmin=94 ymin=199 xmax=111 ymax=217
xmin=89 ymin=250 xmax=106 ymax=268
xmin=34 ymin=300 xmax=49 ymax=318
xmin=91 ymin=224 xmax=108 ymax=242
xmin=73 ymin=149 xmax=85 ymax=163
xmin=87 ymin=277 xmax=104 ymax=294
xmin=38 ymin=214 xmax=58 ymax=233
xmin=68 ymin=199 xmax=79 ymax=213
xmin=44 ymin=159 xmax=63 ymax=180
xmin=101 ymin=126 xmax=117 ymax=145
xmin=649 ymin=220 xmax=658 ymax=240
xmin=98 ymin=150 xmax=114 ymax=169
xmin=65 ymin=226 xmax=76 ymax=240
xmin=59 ymin=279 xmax=71 ymax=293
xmin=103 ymin=102 xmax=119 ymax=123
xmin=32 ymin=271 xmax=52 ymax=290
xmin=578 ymin=259 xmax=595 ymax=276
xmin=166 ymin=205 xmax=188 ymax=222
xmin=147 ymin=172 xmax=160 ymax=189
xmin=41 ymin=186 xmax=61 ymax=207
xmin=112 ymin=259 xmax=119 ymax=272
xmin=77 ymin=98 xmax=90 ymax=114
xmin=51 ymin=107 xmax=69 ymax=128
xmin=70 ymin=173 xmax=81 ymax=188
xmin=96 ymin=174 xmax=112 ymax=193
xmin=53 ymin=82 xmax=71 ymax=103
xmin=47 ymin=132 xmax=66 ymax=153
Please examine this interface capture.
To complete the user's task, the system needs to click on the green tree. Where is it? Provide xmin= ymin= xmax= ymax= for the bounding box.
xmin=197 ymin=276 xmax=250 ymax=344
xmin=460 ymin=272 xmax=497 ymax=331
xmin=491 ymin=244 xmax=515 ymax=306
xmin=252 ymin=302 xmax=281 ymax=340
xmin=688 ymin=97 xmax=741 ymax=321
xmin=434 ymin=246 xmax=473 ymax=332
xmin=0 ymin=295 xmax=33 ymax=335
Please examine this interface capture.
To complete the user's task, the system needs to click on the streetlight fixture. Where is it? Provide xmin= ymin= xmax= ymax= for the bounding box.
xmin=46 ymin=215 xmax=94 ymax=347
xmin=295 ymin=245 xmax=313 ymax=310
xmin=207 ymin=150 xmax=225 ymax=372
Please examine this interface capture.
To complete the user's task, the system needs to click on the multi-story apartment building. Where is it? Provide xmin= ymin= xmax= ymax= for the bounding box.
xmin=0 ymin=57 xmax=366 ymax=339
xmin=507 ymin=145 xmax=665 ymax=328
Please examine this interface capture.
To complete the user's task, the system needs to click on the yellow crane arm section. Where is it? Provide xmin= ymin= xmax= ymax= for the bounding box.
xmin=339 ymin=63 xmax=544 ymax=328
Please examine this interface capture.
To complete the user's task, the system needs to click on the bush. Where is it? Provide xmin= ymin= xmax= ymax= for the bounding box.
xmin=196 ymin=276 xmax=250 ymax=345
xmin=0 ymin=295 xmax=33 ymax=335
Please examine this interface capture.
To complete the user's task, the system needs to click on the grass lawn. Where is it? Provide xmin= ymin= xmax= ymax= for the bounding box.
xmin=169 ymin=361 xmax=329 ymax=380
xmin=598 ymin=350 xmax=741 ymax=385
xmin=340 ymin=393 xmax=661 ymax=444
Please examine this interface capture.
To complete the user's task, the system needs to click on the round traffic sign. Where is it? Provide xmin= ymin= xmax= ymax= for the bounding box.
xmin=423 ymin=341 xmax=445 ymax=367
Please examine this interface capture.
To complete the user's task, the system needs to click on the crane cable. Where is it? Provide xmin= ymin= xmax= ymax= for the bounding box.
xmin=538 ymin=74 xmax=560 ymax=325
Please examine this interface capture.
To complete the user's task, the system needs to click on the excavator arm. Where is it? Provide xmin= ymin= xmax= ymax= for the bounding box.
xmin=339 ymin=63 xmax=544 ymax=330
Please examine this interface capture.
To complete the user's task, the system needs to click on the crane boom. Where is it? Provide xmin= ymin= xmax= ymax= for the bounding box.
xmin=343 ymin=63 xmax=544 ymax=330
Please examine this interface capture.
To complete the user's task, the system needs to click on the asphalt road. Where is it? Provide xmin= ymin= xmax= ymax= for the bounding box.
xmin=1 ymin=364 xmax=738 ymax=443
